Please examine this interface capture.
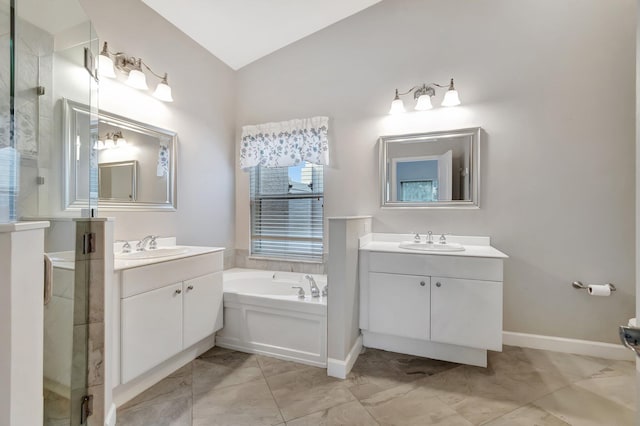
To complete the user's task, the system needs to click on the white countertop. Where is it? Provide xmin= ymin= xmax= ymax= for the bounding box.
xmin=359 ymin=233 xmax=508 ymax=259
xmin=114 ymin=246 xmax=225 ymax=271
xmin=48 ymin=246 xmax=225 ymax=271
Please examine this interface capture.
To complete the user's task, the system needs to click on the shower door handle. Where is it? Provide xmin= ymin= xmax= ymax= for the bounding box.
xmin=619 ymin=326 xmax=640 ymax=357
xmin=44 ymin=254 xmax=53 ymax=306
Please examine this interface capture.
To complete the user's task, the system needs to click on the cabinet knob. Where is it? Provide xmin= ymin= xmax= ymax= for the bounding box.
xmin=436 ymin=282 xmax=442 ymax=287
xmin=420 ymin=281 xmax=426 ymax=287
xmin=174 ymin=289 xmax=182 ymax=295
xmin=187 ymin=285 xmax=194 ymax=291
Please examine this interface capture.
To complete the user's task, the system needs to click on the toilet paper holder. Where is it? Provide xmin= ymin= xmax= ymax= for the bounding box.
xmin=571 ymin=281 xmax=616 ymax=292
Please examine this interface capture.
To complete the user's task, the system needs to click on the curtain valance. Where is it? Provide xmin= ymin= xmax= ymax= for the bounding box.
xmin=240 ymin=116 xmax=329 ymax=169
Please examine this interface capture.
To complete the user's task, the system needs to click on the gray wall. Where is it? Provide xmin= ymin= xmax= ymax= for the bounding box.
xmin=236 ymin=0 xmax=636 ymax=344
xmin=80 ymin=0 xmax=237 ymax=250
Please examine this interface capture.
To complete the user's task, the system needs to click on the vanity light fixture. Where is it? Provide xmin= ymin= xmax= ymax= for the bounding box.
xmin=97 ymin=42 xmax=174 ymax=102
xmin=389 ymin=78 xmax=460 ymax=114
xmin=95 ymin=131 xmax=128 ymax=150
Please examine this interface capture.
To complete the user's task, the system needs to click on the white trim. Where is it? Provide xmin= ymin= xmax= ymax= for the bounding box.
xmin=105 ymin=403 xmax=117 ymax=426
xmin=503 ymin=332 xmax=634 ymax=361
xmin=327 ymin=335 xmax=363 ymax=379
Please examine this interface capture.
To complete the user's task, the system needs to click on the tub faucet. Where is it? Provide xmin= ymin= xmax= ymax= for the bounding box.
xmin=136 ymin=235 xmax=157 ymax=251
xmin=305 ymin=274 xmax=320 ymax=298
xmin=291 ymin=286 xmax=305 ymax=299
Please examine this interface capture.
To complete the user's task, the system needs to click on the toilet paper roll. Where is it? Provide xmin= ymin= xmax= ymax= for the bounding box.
xmin=587 ymin=284 xmax=611 ymax=296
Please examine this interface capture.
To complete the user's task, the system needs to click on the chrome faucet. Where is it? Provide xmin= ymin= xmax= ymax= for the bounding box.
xmin=116 ymin=240 xmax=131 ymax=253
xmin=292 ymin=286 xmax=306 ymax=298
xmin=136 ymin=235 xmax=157 ymax=251
xmin=439 ymin=233 xmax=447 ymax=244
xmin=426 ymin=231 xmax=434 ymax=244
xmin=413 ymin=232 xmax=421 ymax=243
xmin=305 ymin=274 xmax=320 ymax=298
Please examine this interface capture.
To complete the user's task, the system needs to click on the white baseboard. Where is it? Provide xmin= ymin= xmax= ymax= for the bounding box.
xmin=105 ymin=403 xmax=116 ymax=426
xmin=503 ymin=331 xmax=634 ymax=361
xmin=327 ymin=335 xmax=363 ymax=379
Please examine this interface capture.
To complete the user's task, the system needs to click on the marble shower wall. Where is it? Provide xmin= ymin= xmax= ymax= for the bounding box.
xmin=14 ymin=17 xmax=54 ymax=218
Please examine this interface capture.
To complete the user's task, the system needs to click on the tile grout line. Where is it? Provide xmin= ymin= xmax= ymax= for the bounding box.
xmin=257 ymin=357 xmax=287 ymax=425
xmin=347 ymin=387 xmax=382 ymax=426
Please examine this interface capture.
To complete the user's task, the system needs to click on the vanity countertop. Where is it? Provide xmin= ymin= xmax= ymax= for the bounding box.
xmin=114 ymin=246 xmax=225 ymax=271
xmin=48 ymin=246 xmax=225 ymax=271
xmin=359 ymin=233 xmax=508 ymax=259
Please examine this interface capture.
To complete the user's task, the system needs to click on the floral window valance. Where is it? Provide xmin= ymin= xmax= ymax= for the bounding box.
xmin=240 ymin=116 xmax=329 ymax=169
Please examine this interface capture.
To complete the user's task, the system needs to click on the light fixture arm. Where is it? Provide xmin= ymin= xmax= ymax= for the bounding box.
xmin=141 ymin=60 xmax=167 ymax=80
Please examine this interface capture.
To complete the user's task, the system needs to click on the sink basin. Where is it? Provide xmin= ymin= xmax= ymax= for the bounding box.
xmin=115 ymin=247 xmax=189 ymax=260
xmin=398 ymin=242 xmax=465 ymax=252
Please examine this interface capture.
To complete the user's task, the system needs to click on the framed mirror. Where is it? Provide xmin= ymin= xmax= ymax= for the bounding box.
xmin=99 ymin=160 xmax=137 ymax=202
xmin=63 ymin=98 xmax=177 ymax=211
xmin=380 ymin=127 xmax=480 ymax=208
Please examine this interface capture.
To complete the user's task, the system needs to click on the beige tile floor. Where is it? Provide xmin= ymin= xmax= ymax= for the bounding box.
xmin=116 ymin=346 xmax=636 ymax=425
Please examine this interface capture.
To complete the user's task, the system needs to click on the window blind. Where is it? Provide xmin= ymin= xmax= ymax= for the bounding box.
xmin=250 ymin=163 xmax=323 ymax=261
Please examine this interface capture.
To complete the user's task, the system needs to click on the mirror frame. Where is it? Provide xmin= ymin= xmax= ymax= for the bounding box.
xmin=63 ymin=98 xmax=178 ymax=211
xmin=379 ymin=127 xmax=481 ymax=209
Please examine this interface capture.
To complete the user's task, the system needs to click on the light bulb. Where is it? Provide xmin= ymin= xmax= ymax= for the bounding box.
xmin=98 ymin=55 xmax=116 ymax=79
xmin=441 ymin=78 xmax=461 ymax=107
xmin=104 ymin=137 xmax=115 ymax=149
xmin=415 ymin=94 xmax=433 ymax=111
xmin=153 ymin=74 xmax=173 ymax=102
xmin=97 ymin=42 xmax=116 ymax=78
xmin=389 ymin=90 xmax=405 ymax=114
xmin=126 ymin=68 xmax=148 ymax=90
xmin=116 ymin=137 xmax=128 ymax=147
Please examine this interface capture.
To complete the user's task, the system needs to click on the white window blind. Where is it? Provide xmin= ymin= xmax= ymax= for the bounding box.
xmin=250 ymin=162 xmax=323 ymax=261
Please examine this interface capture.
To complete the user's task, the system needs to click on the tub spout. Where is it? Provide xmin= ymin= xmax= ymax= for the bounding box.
xmin=305 ymin=274 xmax=320 ymax=298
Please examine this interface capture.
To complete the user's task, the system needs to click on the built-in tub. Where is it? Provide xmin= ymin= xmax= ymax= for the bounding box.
xmin=217 ymin=268 xmax=327 ymax=367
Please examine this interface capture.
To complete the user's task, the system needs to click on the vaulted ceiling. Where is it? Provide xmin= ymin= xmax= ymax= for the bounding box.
xmin=141 ymin=0 xmax=382 ymax=70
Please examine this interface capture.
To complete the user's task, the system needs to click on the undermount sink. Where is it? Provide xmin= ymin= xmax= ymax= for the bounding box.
xmin=115 ymin=247 xmax=189 ymax=260
xmin=398 ymin=242 xmax=466 ymax=252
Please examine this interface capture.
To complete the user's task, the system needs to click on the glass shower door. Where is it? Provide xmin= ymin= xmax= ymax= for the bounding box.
xmin=11 ymin=0 xmax=99 ymax=424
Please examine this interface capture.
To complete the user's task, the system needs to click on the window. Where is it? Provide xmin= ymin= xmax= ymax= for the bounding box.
xmin=250 ymin=162 xmax=323 ymax=261
xmin=400 ymin=180 xmax=437 ymax=202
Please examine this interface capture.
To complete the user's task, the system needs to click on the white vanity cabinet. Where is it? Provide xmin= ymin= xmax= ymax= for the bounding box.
xmin=430 ymin=277 xmax=502 ymax=351
xmin=183 ymin=273 xmax=224 ymax=348
xmin=359 ymin=236 xmax=507 ymax=367
xmin=368 ymin=272 xmax=430 ymax=340
xmin=113 ymin=248 xmax=224 ymax=403
xmin=121 ymin=282 xmax=184 ymax=383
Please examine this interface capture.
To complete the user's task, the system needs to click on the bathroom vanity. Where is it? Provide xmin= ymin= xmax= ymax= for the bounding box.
xmin=111 ymin=240 xmax=225 ymax=405
xmin=359 ymin=233 xmax=507 ymax=367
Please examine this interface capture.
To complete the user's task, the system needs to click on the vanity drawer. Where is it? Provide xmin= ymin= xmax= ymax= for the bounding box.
xmin=122 ymin=251 xmax=223 ymax=298
xmin=368 ymin=252 xmax=502 ymax=282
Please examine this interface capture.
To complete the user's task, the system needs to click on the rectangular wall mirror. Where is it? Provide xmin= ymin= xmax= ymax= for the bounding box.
xmin=380 ymin=127 xmax=480 ymax=208
xmin=99 ymin=160 xmax=137 ymax=202
xmin=63 ymin=98 xmax=177 ymax=211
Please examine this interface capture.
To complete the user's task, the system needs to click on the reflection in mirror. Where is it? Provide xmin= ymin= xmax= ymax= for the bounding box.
xmin=99 ymin=160 xmax=137 ymax=201
xmin=63 ymin=98 xmax=178 ymax=211
xmin=380 ymin=128 xmax=480 ymax=208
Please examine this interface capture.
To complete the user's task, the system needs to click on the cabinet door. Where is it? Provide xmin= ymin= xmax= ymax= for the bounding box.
xmin=368 ymin=272 xmax=430 ymax=340
xmin=431 ymin=277 xmax=502 ymax=350
xmin=183 ymin=272 xmax=223 ymax=348
xmin=121 ymin=282 xmax=183 ymax=383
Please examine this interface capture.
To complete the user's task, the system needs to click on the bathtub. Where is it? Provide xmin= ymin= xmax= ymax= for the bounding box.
xmin=216 ymin=268 xmax=327 ymax=367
